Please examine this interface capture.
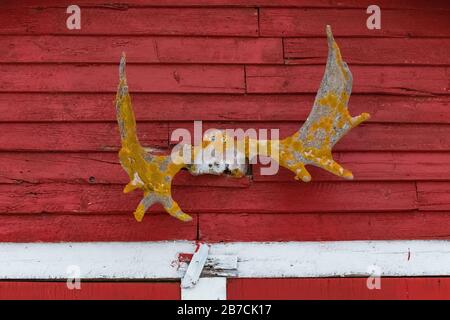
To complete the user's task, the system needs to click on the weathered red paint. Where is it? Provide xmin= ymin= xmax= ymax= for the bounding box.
xmin=0 ymin=182 xmax=417 ymax=214
xmin=199 ymin=212 xmax=450 ymax=242
xmin=2 ymin=152 xmax=450 ymax=185
xmin=0 ymin=282 xmax=180 ymax=300
xmin=284 ymin=38 xmax=450 ymax=65
xmin=0 ymin=94 xmax=448 ymax=123
xmin=228 ymin=278 xmax=450 ymax=300
xmin=0 ymin=214 xmax=198 ymax=242
xmin=0 ymin=7 xmax=258 ymax=36
xmin=259 ymin=8 xmax=450 ymax=37
xmin=0 ymin=0 xmax=449 ymax=299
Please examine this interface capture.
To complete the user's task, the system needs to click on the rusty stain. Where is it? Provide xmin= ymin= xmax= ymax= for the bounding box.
xmin=115 ymin=26 xmax=370 ymax=222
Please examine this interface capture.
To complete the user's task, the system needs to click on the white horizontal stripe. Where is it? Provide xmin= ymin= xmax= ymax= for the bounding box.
xmin=0 ymin=240 xmax=449 ymax=279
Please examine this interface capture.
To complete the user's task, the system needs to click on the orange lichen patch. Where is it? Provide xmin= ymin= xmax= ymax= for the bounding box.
xmin=115 ymin=53 xmax=191 ymax=222
xmin=333 ymin=43 xmax=349 ymax=81
xmin=114 ymin=25 xmax=370 ymax=222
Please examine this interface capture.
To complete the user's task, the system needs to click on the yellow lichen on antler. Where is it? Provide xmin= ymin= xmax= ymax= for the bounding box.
xmin=115 ymin=53 xmax=192 ymax=222
xmin=276 ymin=25 xmax=370 ymax=182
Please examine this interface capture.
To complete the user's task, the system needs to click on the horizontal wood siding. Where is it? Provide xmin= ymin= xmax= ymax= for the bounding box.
xmin=0 ymin=281 xmax=180 ymax=300
xmin=0 ymin=0 xmax=449 ymax=299
xmin=228 ymin=278 xmax=450 ymax=300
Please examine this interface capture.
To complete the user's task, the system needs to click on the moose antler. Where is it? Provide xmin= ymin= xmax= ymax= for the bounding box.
xmin=115 ymin=26 xmax=370 ymax=222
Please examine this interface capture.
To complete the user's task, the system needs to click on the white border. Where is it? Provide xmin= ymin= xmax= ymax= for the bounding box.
xmin=0 ymin=240 xmax=449 ymax=279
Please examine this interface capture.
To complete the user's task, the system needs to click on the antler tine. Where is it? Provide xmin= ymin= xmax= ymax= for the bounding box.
xmin=119 ymin=52 xmax=126 ymax=80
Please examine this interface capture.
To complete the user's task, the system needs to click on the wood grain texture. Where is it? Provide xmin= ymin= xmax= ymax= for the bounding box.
xmin=284 ymin=38 xmax=450 ymax=65
xmin=228 ymin=278 xmax=450 ymax=300
xmin=0 ymin=93 xmax=450 ymax=124
xmin=2 ymin=64 xmax=446 ymax=95
xmin=1 ymin=152 xmax=449 ymax=184
xmin=0 ymin=122 xmax=168 ymax=151
xmin=169 ymin=122 xmax=450 ymax=152
xmin=0 ymin=214 xmax=197 ymax=242
xmin=1 ymin=94 xmax=449 ymax=123
xmin=0 ymin=64 xmax=245 ymax=93
xmin=0 ymin=182 xmax=417 ymax=214
xmin=0 ymin=281 xmax=181 ymax=300
xmin=3 ymin=122 xmax=450 ymax=152
xmin=418 ymin=182 xmax=450 ymax=211
xmin=0 ymin=36 xmax=283 ymax=64
xmin=0 ymin=152 xmax=250 ymax=187
xmin=260 ymin=8 xmax=450 ymax=37
xmin=253 ymin=152 xmax=450 ymax=182
xmin=246 ymin=65 xmax=450 ymax=95
xmin=5 ymin=0 xmax=450 ymax=9
xmin=0 ymin=0 xmax=448 ymax=268
xmin=0 ymin=7 xmax=258 ymax=36
xmin=0 ymin=241 xmax=449 ymax=279
xmin=199 ymin=212 xmax=450 ymax=242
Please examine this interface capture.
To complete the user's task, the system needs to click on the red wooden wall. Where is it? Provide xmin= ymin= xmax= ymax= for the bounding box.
xmin=0 ymin=0 xmax=449 ymax=299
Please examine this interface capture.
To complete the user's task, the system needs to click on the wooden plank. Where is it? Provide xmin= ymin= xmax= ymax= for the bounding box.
xmin=332 ymin=123 xmax=450 ymax=152
xmin=199 ymin=212 xmax=450 ymax=242
xmin=284 ymin=38 xmax=450 ymax=65
xmin=3 ymin=64 xmax=447 ymax=96
xmin=169 ymin=122 xmax=450 ymax=152
xmin=0 ymin=36 xmax=283 ymax=64
xmin=0 ymin=123 xmax=168 ymax=151
xmin=0 ymin=7 xmax=258 ymax=36
xmin=0 ymin=182 xmax=417 ymax=214
xmin=209 ymin=241 xmax=450 ymax=278
xmin=253 ymin=152 xmax=450 ymax=182
xmin=246 ymin=65 xmax=450 ymax=95
xmin=1 ymin=152 xmax=449 ymax=185
xmin=0 ymin=281 xmax=181 ymax=300
xmin=0 ymin=214 xmax=197 ymax=242
xmin=0 ymin=241 xmax=195 ymax=279
xmin=0 ymin=93 xmax=448 ymax=124
xmin=5 ymin=0 xmax=449 ymax=10
xmin=1 ymin=122 xmax=449 ymax=152
xmin=0 ymin=64 xmax=245 ymax=93
xmin=260 ymin=8 xmax=450 ymax=37
xmin=0 ymin=152 xmax=250 ymax=187
xmin=227 ymin=278 xmax=450 ymax=300
xmin=0 ymin=240 xmax=449 ymax=279
xmin=418 ymin=182 xmax=450 ymax=211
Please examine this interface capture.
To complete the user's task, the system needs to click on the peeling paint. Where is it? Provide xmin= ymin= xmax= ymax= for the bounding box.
xmin=115 ymin=26 xmax=370 ymax=222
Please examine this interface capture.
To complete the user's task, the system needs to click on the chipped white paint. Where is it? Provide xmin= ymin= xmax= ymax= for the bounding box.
xmin=181 ymin=243 xmax=209 ymax=288
xmin=178 ymin=254 xmax=238 ymax=278
xmin=0 ymin=241 xmax=449 ymax=279
xmin=0 ymin=241 xmax=193 ymax=280
xmin=181 ymin=277 xmax=227 ymax=300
